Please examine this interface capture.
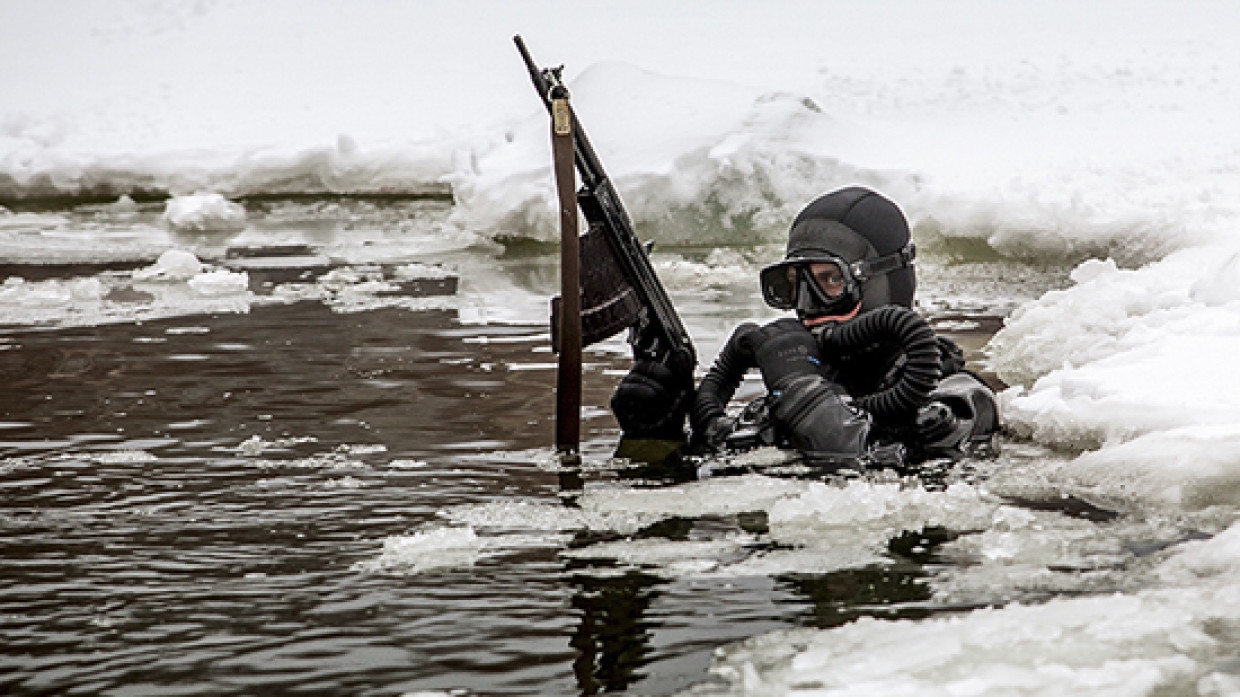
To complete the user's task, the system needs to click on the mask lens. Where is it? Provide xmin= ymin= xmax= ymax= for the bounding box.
xmin=809 ymin=261 xmax=846 ymax=298
xmin=759 ymin=263 xmax=797 ymax=309
xmin=760 ymin=257 xmax=857 ymax=313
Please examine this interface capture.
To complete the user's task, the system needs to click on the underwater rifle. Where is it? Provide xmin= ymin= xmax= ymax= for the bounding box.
xmin=514 ymin=35 xmax=697 ymax=378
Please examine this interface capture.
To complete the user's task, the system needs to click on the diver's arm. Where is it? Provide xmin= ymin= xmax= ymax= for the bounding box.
xmin=689 ymin=323 xmax=759 ymax=442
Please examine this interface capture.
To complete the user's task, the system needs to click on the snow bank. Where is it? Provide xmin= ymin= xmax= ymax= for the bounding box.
xmin=0 ymin=139 xmax=456 ymax=205
xmin=990 ymin=244 xmax=1240 ymax=510
xmin=447 ymin=62 xmax=875 ymax=247
xmin=7 ymin=1 xmax=1240 ymax=265
xmin=1058 ymin=427 xmax=1240 ymax=511
xmin=449 ymin=44 xmax=1240 ymax=262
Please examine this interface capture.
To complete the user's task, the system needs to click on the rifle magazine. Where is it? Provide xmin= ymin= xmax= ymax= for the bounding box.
xmin=550 ymin=224 xmax=643 ymax=353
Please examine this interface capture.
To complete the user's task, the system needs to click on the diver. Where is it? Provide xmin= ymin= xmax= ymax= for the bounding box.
xmin=610 ymin=186 xmax=999 ymax=467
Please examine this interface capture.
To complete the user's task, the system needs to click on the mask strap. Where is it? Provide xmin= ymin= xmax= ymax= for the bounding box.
xmin=848 ymin=243 xmax=915 ymax=282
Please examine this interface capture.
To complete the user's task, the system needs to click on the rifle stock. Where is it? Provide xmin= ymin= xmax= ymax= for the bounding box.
xmin=514 ymin=35 xmax=697 ymax=376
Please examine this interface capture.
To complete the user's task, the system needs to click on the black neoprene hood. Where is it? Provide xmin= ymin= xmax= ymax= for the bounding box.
xmin=785 ymin=186 xmax=916 ymax=312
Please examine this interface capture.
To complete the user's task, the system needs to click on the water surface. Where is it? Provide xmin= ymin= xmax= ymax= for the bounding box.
xmin=1 ymin=199 xmax=1127 ymax=696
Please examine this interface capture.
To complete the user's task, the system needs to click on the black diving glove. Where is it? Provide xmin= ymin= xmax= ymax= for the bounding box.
xmin=742 ymin=318 xmax=872 ymax=461
xmin=914 ymin=401 xmax=960 ymax=443
xmin=695 ymin=415 xmax=736 ymax=453
xmin=742 ymin=318 xmax=825 ymax=390
xmin=611 ymin=359 xmax=692 ymax=440
xmin=770 ymin=374 xmax=871 ymax=462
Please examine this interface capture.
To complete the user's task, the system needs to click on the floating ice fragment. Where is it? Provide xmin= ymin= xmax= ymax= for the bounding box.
xmin=0 ymin=276 xmax=104 ymax=309
xmin=72 ymin=278 xmax=103 ymax=300
xmin=560 ymin=536 xmax=749 ymax=570
xmin=188 ymin=268 xmax=249 ymax=295
xmin=165 ymin=326 xmax=210 ymax=335
xmin=352 ymin=527 xmax=482 ymax=575
xmin=162 ymin=192 xmax=247 ymax=232
xmin=324 ymin=475 xmax=363 ymax=489
xmin=579 ymin=473 xmax=805 ymax=519
xmin=392 ymin=262 xmax=453 ymax=281
xmin=107 ymin=195 xmax=138 ymax=213
xmin=714 ymin=545 xmax=888 ymax=578
xmin=708 ymin=522 xmax=1240 ymax=696
xmin=769 ymin=480 xmax=997 ymax=538
xmin=238 ymin=435 xmax=265 ymax=456
xmin=339 ymin=443 xmax=387 ymax=455
xmin=444 ymin=499 xmax=660 ymax=536
xmin=134 ymin=249 xmax=203 ymax=281
xmin=91 ymin=450 xmax=158 ymax=464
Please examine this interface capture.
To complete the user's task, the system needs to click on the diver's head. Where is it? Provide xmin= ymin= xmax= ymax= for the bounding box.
xmin=759 ymin=186 xmax=916 ymax=322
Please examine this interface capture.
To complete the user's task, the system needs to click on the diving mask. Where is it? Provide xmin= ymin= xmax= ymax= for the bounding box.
xmin=760 ymin=256 xmax=859 ymax=317
xmin=759 ymin=243 xmax=916 ymax=317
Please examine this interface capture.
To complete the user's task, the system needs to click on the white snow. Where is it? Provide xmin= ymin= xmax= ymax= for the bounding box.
xmin=4 ymin=1 xmax=1240 ymax=259
xmin=991 ymin=245 xmax=1240 ymax=510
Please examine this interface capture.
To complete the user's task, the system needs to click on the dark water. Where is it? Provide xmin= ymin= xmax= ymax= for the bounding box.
xmin=1 ymin=296 xmax=972 ymax=697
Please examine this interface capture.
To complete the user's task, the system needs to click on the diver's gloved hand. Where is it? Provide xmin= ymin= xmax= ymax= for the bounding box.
xmin=742 ymin=318 xmax=825 ymax=390
xmin=770 ymin=374 xmax=871 ymax=461
xmin=610 ymin=359 xmax=692 ymax=440
xmin=937 ymin=336 xmax=967 ymax=376
xmin=913 ymin=401 xmax=959 ymax=443
xmin=908 ymin=374 xmax=1002 ymax=461
xmin=694 ymin=415 xmax=736 ymax=453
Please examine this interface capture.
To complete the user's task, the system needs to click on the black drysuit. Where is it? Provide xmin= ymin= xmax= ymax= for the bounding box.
xmin=689 ymin=315 xmax=980 ymax=460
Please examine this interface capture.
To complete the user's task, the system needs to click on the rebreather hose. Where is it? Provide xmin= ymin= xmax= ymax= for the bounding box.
xmin=816 ymin=306 xmax=941 ymax=421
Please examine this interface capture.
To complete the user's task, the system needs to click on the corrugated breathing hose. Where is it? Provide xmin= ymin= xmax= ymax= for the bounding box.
xmin=816 ymin=306 xmax=941 ymax=421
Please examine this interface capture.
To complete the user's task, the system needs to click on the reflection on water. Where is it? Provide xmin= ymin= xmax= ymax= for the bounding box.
xmin=568 ymin=565 xmax=665 ymax=694
xmin=777 ymin=525 xmax=965 ymax=631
